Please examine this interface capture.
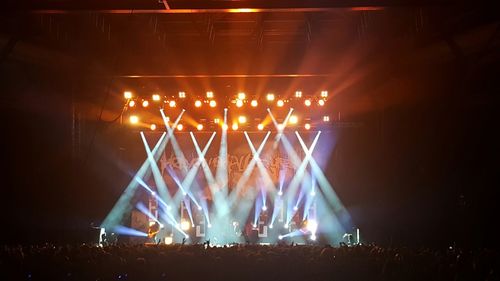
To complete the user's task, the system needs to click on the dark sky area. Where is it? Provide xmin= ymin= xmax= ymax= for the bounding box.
xmin=0 ymin=1 xmax=498 ymax=247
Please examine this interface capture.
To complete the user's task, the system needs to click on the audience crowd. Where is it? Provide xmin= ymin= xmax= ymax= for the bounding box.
xmin=1 ymin=242 xmax=498 ymax=281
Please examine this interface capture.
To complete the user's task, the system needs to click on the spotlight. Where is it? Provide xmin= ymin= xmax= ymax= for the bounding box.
xmin=278 ymin=235 xmax=283 ymax=240
xmin=318 ymin=99 xmax=325 ymax=106
xmin=235 ymin=99 xmax=244 ymax=107
xmin=277 ymin=124 xmax=284 ymax=131
xmin=238 ymin=116 xmax=247 ymax=124
xmin=284 ymin=223 xmax=289 ymax=228
xmin=257 ymin=124 xmax=264 ymax=130
xmin=129 ymin=100 xmax=136 ymax=107
xmin=185 ymin=235 xmax=189 ymax=239
xmin=142 ymin=100 xmax=149 ymax=107
xmin=306 ymin=220 xmax=318 ymax=233
xmin=194 ymin=100 xmax=202 ymax=107
xmin=196 ymin=124 xmax=203 ymax=131
xmin=214 ymin=118 xmax=220 ymax=124
xmin=262 ymin=205 xmax=267 ymax=211
xmin=304 ymin=123 xmax=311 ymax=130
xmin=252 ymin=224 xmax=257 ymax=228
xmin=289 ymin=115 xmax=298 ymax=124
xmin=250 ymin=100 xmax=258 ymax=107
xmin=232 ymin=123 xmax=238 ymax=130
xmin=159 ymin=223 xmax=164 ymax=229
xmin=304 ymin=99 xmax=311 ymax=107
xmin=178 ymin=91 xmax=186 ymax=98
xmin=277 ymin=191 xmax=283 ymax=196
xmin=180 ymin=220 xmax=190 ymax=230
xmin=311 ymin=234 xmax=317 ymax=241
xmin=206 ymin=91 xmax=214 ymax=98
xmin=165 ymin=236 xmax=173 ymax=245
xmin=208 ymin=224 xmax=212 ymax=228
xmin=177 ymin=124 xmax=183 ymax=131
xmin=277 ymin=100 xmax=284 ymax=107
xmin=237 ymin=92 xmax=246 ymax=100
xmin=152 ymin=94 xmax=161 ymax=101
xmin=321 ymin=90 xmax=328 ymax=98
xmin=293 ymin=206 xmax=298 ymax=211
xmin=209 ymin=100 xmax=217 ymax=107
xmin=192 ymin=223 xmax=195 ymax=228
xmin=266 ymin=93 xmax=275 ymax=101
xmin=197 ymin=206 xmax=202 ymax=211
xmin=295 ymin=91 xmax=302 ymax=98
xmin=323 ymin=116 xmax=330 ymax=122
xmin=129 ymin=115 xmax=139 ymax=124
xmin=169 ymin=100 xmax=176 ymax=108
xmin=310 ymin=191 xmax=316 ymax=196
xmin=124 ymin=91 xmax=132 ymax=99
xmin=150 ymin=124 xmax=157 ymax=131
xmin=269 ymin=224 xmax=273 ymax=229
xmin=222 ymin=124 xmax=228 ymax=130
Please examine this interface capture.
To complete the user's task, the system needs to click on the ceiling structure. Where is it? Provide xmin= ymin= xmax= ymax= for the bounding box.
xmin=0 ymin=1 xmax=498 ymax=117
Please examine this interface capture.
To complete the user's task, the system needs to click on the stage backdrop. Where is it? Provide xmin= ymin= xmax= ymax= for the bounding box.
xmin=144 ymin=131 xmax=335 ymax=199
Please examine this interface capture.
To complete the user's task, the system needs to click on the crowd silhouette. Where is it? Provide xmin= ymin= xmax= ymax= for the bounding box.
xmin=1 ymin=243 xmax=498 ymax=281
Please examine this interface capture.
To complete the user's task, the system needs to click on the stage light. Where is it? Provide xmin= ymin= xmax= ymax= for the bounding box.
xmin=180 ymin=220 xmax=191 ymax=230
xmin=208 ymin=224 xmax=212 ymax=228
xmin=306 ymin=220 xmax=318 ymax=233
xmin=238 ymin=115 xmax=247 ymax=124
xmin=165 ymin=236 xmax=173 ymax=245
xmin=252 ymin=224 xmax=257 ymax=228
xmin=152 ymin=94 xmax=161 ymax=101
xmin=295 ymin=91 xmax=302 ymax=98
xmin=289 ymin=115 xmax=298 ymax=124
xmin=284 ymin=223 xmax=289 ymax=228
xmin=142 ymin=100 xmax=149 ymax=107
xmin=278 ymin=235 xmax=283 ymax=240
xmin=269 ymin=224 xmax=273 ymax=229
xmin=130 ymin=115 xmax=139 ymax=124
xmin=251 ymin=100 xmax=258 ymax=107
xmin=209 ymin=100 xmax=217 ymax=107
xmin=197 ymin=206 xmax=202 ymax=211
xmin=257 ymin=124 xmax=264 ymax=130
xmin=311 ymin=234 xmax=317 ymax=241
xmin=159 ymin=223 xmax=164 ymax=229
xmin=150 ymin=124 xmax=157 ymax=131
xmin=206 ymin=91 xmax=214 ymax=98
xmin=124 ymin=91 xmax=132 ymax=99
xmin=192 ymin=223 xmax=195 ymax=227
xmin=236 ymin=99 xmax=243 ymax=107
xmin=222 ymin=124 xmax=228 ymax=130
xmin=232 ymin=123 xmax=238 ymax=130
xmin=266 ymin=93 xmax=275 ymax=101
xmin=179 ymin=91 xmax=186 ymax=98
xmin=177 ymin=124 xmax=183 ymax=131
xmin=197 ymin=124 xmax=203 ymax=131
xmin=277 ymin=100 xmax=284 ymax=107
xmin=305 ymin=123 xmax=311 ymax=130
xmin=318 ymin=99 xmax=325 ymax=106
xmin=310 ymin=191 xmax=316 ymax=196
xmin=304 ymin=99 xmax=311 ymax=107
xmin=262 ymin=205 xmax=267 ymax=211
xmin=214 ymin=118 xmax=220 ymax=124
xmin=277 ymin=124 xmax=284 ymax=131
xmin=169 ymin=100 xmax=176 ymax=108
xmin=237 ymin=92 xmax=246 ymax=100
xmin=323 ymin=115 xmax=330 ymax=122
xmin=194 ymin=100 xmax=202 ymax=107
xmin=129 ymin=100 xmax=136 ymax=107
xmin=278 ymin=191 xmax=283 ymax=196
xmin=293 ymin=206 xmax=298 ymax=211
xmin=321 ymin=90 xmax=328 ymax=98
